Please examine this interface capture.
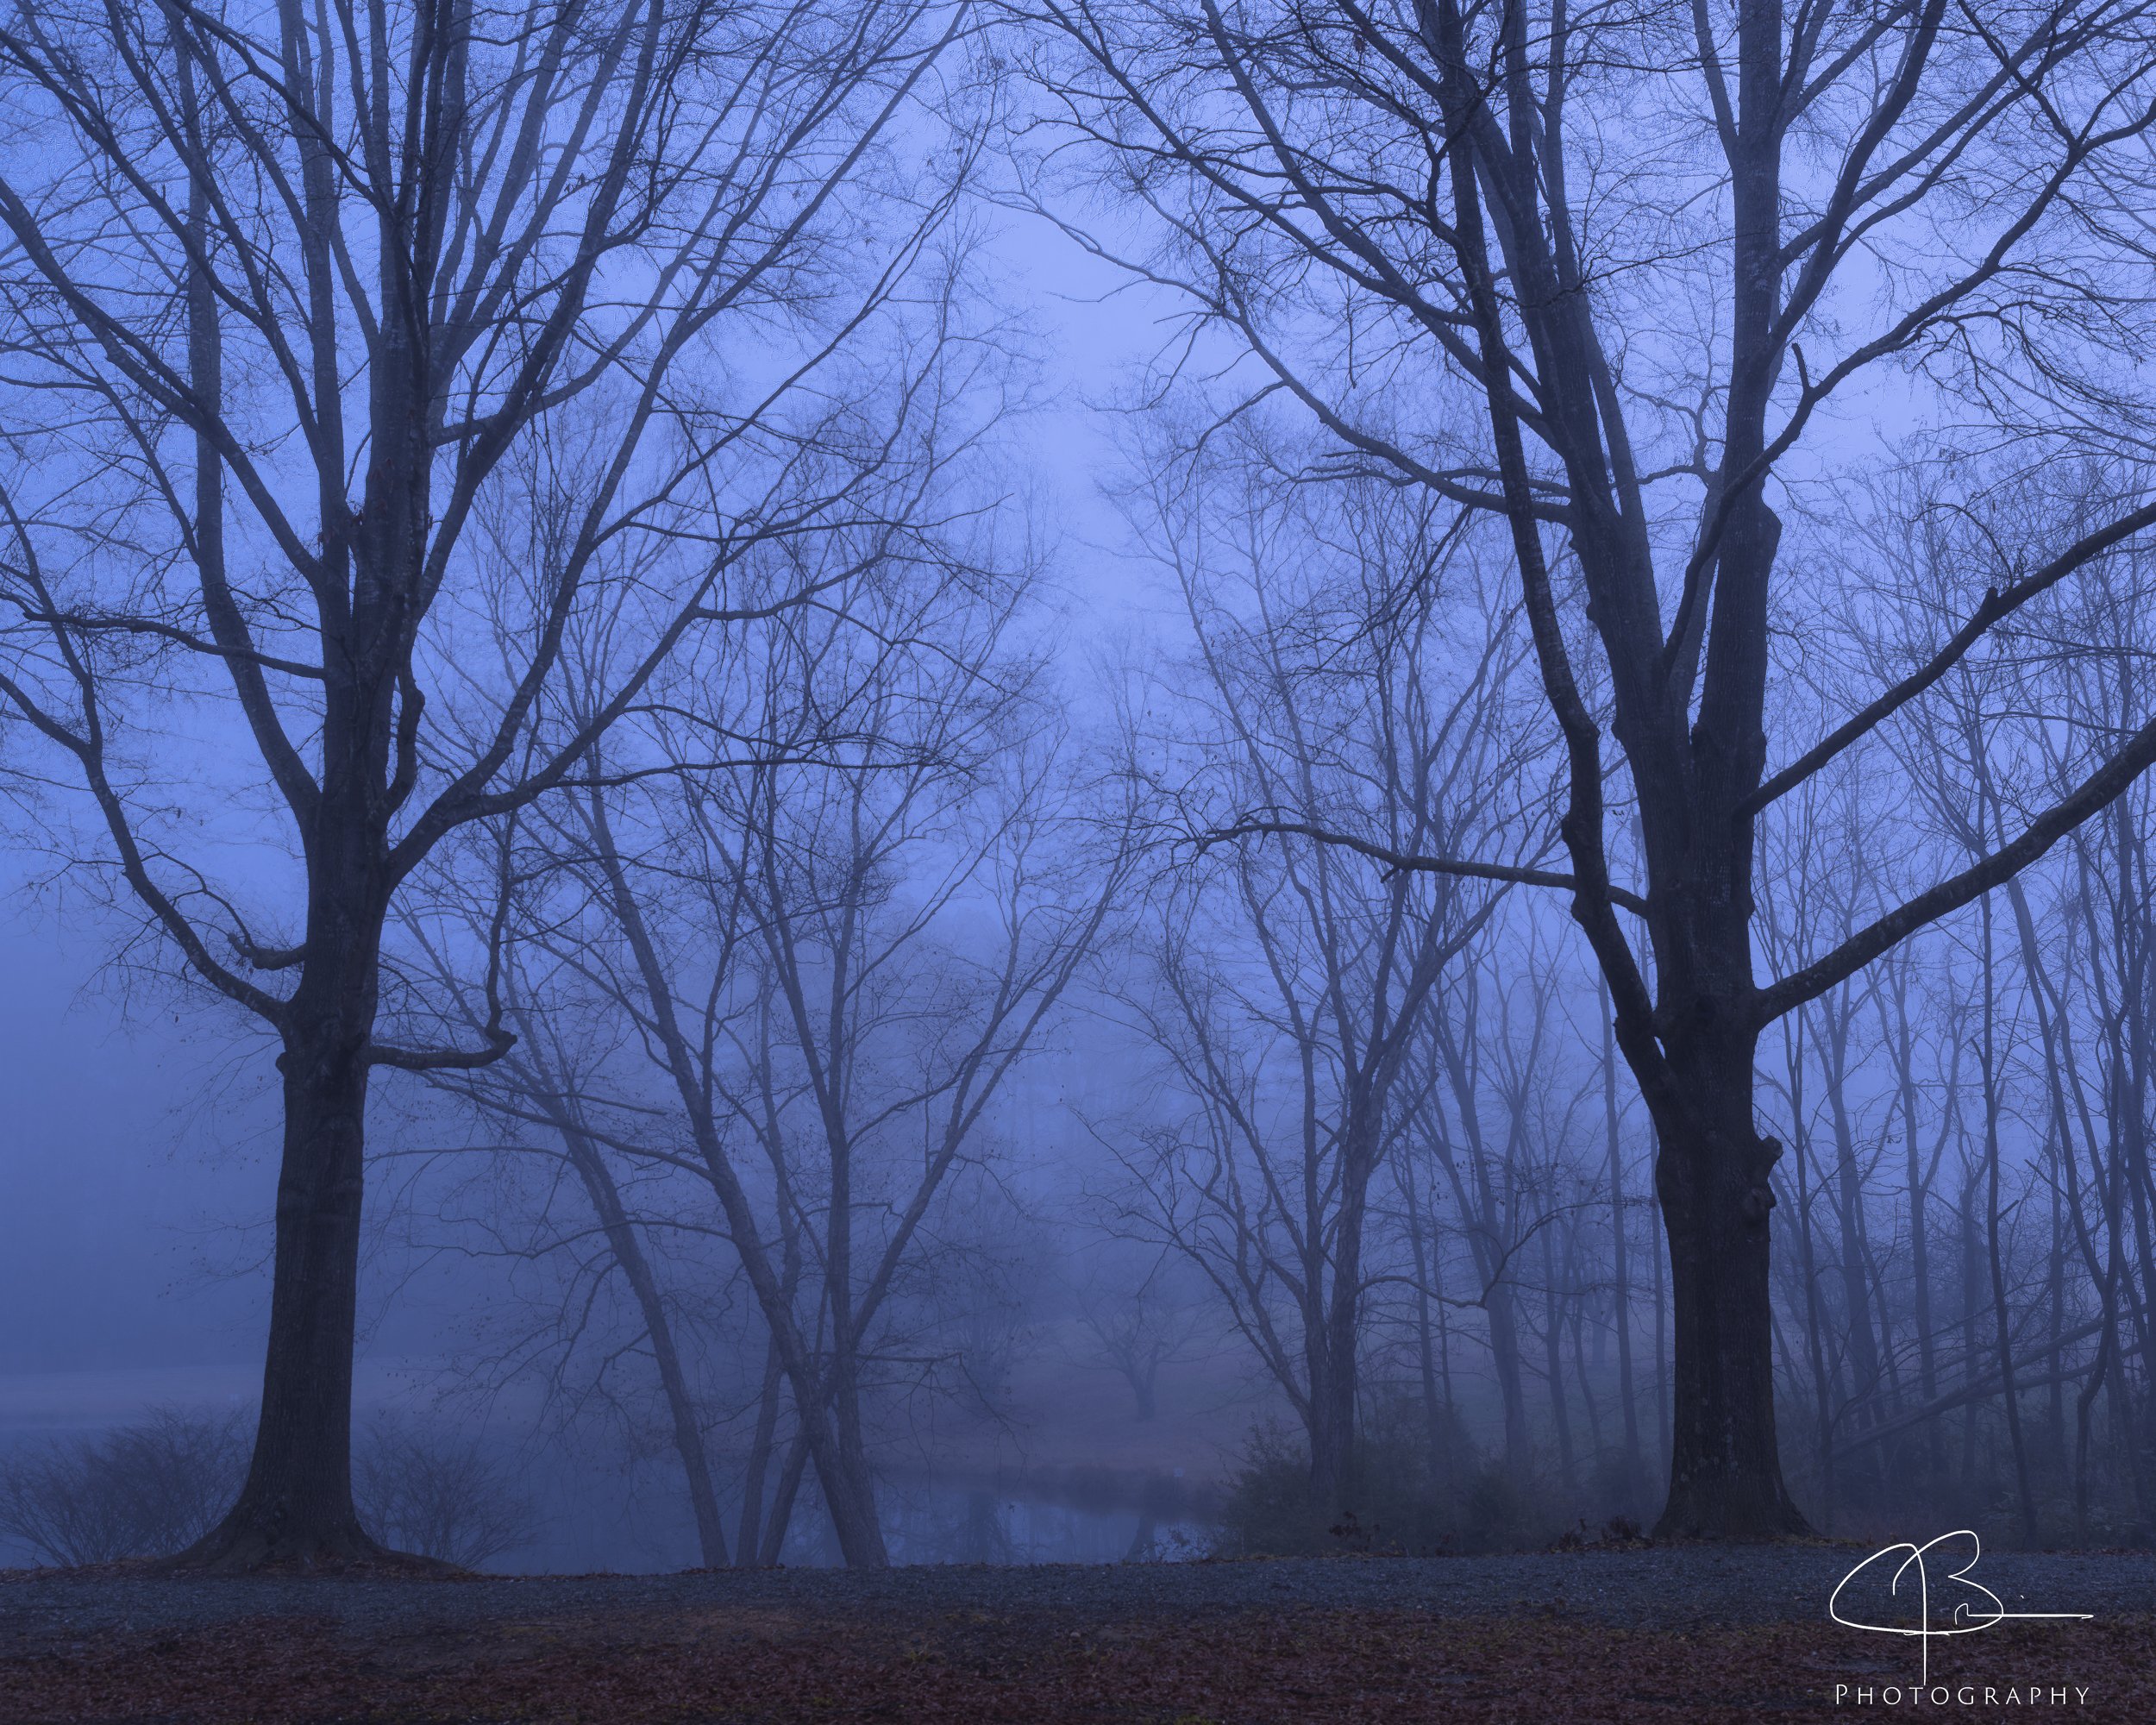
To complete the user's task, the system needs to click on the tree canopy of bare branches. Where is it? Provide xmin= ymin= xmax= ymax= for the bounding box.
xmin=0 ymin=0 xmax=980 ymax=1565
xmin=1019 ymin=0 xmax=2156 ymax=1535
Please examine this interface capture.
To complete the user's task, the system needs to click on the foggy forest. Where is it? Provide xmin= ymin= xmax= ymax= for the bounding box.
xmin=2 ymin=1 xmax=2156 ymax=1713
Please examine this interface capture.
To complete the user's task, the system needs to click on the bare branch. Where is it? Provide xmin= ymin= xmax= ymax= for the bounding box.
xmin=1758 ymin=707 xmax=2156 ymax=1019
xmin=1743 ymin=496 xmax=2156 ymax=816
xmin=1200 ymin=817 xmax=1649 ymax=917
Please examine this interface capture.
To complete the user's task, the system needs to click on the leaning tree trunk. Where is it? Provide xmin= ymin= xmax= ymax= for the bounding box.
xmin=564 ymin=1126 xmax=730 ymax=1567
xmin=818 ymin=1372 xmax=891 ymax=1566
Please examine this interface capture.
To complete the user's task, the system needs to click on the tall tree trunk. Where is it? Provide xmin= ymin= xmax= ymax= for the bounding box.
xmin=1540 ymin=1225 xmax=1578 ymax=1499
xmin=1570 ymin=1290 xmax=1605 ymax=1473
xmin=1782 ymin=1017 xmax=1838 ymax=1534
xmin=820 ymin=1102 xmax=890 ymax=1565
xmin=560 ymin=1125 xmax=728 ymax=1568
xmin=2046 ymin=1174 xmax=2067 ymax=1467
xmin=1651 ymin=1158 xmax=1671 ymax=1477
xmin=1880 ymin=959 xmax=1945 ymax=1483
xmin=181 ymin=949 xmax=386 ymax=1567
xmin=1401 ymin=1151 xmax=1451 ymax=1484
xmin=163 ymin=36 xmax=392 ymax=1568
xmin=1307 ymin=1346 xmax=1355 ymax=1521
xmin=1306 ymin=1208 xmax=1359 ymax=1521
xmin=1432 ymin=1024 xmax=1531 ymax=1477
xmin=737 ymin=1330 xmax=787 ymax=1565
xmin=821 ymin=1359 xmax=889 ymax=1565
xmin=759 ymin=1423 xmax=813 ymax=1567
xmin=2115 ymin=826 xmax=2156 ymax=1521
xmin=1649 ymin=1026 xmax=1808 ymax=1537
xmin=1958 ymin=1170 xmax=1985 ymax=1491
xmin=1485 ymin=1284 xmax=1533 ymax=1483
xmin=1973 ymin=895 xmax=2038 ymax=1541
xmin=1432 ymin=0 xmax=1806 ymax=1534
xmin=1821 ymin=996 xmax=1886 ymax=1450
xmin=1601 ymin=989 xmax=1645 ymax=1495
xmin=1309 ymin=1113 xmax=1377 ymax=1518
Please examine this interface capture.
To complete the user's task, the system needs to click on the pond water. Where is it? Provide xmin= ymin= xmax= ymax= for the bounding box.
xmin=507 ymin=1462 xmax=1214 ymax=1573
xmin=875 ymin=1477 xmax=1211 ymax=1566
xmin=0 ymin=1412 xmax=1214 ymax=1573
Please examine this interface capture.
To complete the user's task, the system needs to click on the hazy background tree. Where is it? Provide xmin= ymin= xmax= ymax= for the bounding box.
xmin=0 ymin=0 xmax=979 ymax=1565
xmin=401 ymin=486 xmax=1137 ymax=1565
xmin=1021 ymin=0 xmax=2156 ymax=1536
xmin=1101 ymin=416 xmax=1543 ymax=1526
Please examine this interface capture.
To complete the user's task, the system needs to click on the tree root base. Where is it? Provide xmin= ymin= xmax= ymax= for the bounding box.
xmin=156 ymin=1519 xmax=464 ymax=1578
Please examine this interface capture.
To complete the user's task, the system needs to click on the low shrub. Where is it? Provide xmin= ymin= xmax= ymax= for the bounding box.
xmin=1211 ymin=1395 xmax=1583 ymax=1557
xmin=0 ymin=1408 xmax=536 ymax=1570
xmin=0 ymin=1407 xmax=248 ymax=1566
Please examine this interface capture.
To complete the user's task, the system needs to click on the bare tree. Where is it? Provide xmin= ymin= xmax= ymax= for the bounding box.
xmin=1071 ymin=1245 xmax=1203 ymax=1421
xmin=400 ymin=997 xmax=747 ymax=1568
xmin=1420 ymin=954 xmax=1546 ymax=1482
xmin=1025 ymin=0 xmax=2156 ymax=1534
xmin=1106 ymin=425 xmax=1535 ymax=1519
xmin=0 ymin=0 xmax=976 ymax=1565
xmin=354 ymin=1416 xmax=535 ymax=1570
xmin=423 ymin=524 xmax=1135 ymax=1565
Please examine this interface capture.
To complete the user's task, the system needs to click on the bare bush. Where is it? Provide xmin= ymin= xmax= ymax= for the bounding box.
xmin=354 ymin=1420 xmax=536 ymax=1571
xmin=0 ymin=1409 xmax=247 ymax=1567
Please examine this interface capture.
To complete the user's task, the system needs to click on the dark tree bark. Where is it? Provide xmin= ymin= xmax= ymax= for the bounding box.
xmin=1601 ymin=986 xmax=1646 ymax=1499
xmin=228 ymin=986 xmax=382 ymax=1564
xmin=0 ymin=0 xmax=964 ymax=1567
xmin=1031 ymin=0 xmax=2156 ymax=1534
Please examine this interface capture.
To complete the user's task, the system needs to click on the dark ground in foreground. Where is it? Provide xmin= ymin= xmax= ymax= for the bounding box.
xmin=1 ymin=1547 xmax=2150 ymax=1723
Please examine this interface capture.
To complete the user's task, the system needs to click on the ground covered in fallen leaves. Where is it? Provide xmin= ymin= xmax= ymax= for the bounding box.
xmin=3 ymin=1553 xmax=2149 ymax=1722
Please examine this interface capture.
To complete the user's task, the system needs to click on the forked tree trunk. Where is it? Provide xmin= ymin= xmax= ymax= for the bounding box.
xmin=737 ymin=1333 xmax=787 ymax=1565
xmin=759 ymin=1427 xmax=813 ymax=1567
xmin=822 ymin=1396 xmax=890 ymax=1567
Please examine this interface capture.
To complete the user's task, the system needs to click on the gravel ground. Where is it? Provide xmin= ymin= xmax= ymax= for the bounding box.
xmin=3 ymin=1546 xmax=2152 ymax=1652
